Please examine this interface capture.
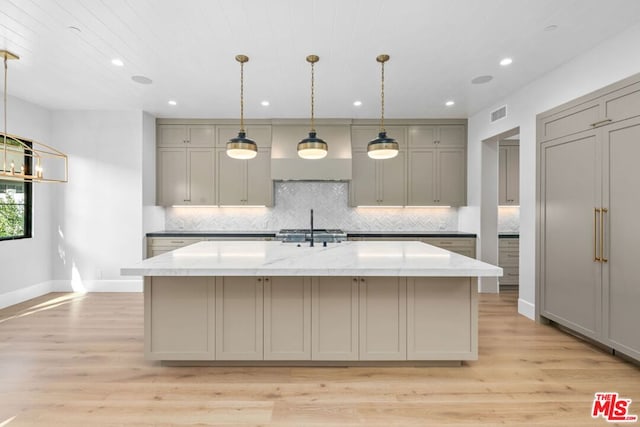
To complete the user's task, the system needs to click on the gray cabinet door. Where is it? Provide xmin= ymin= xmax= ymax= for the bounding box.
xmin=350 ymin=149 xmax=378 ymax=206
xmin=408 ymin=149 xmax=436 ymax=205
xmin=359 ymin=277 xmax=406 ymax=360
xmin=157 ymin=148 xmax=187 ymax=206
xmin=311 ymin=277 xmax=359 ymax=360
xmin=506 ymin=145 xmax=520 ymax=205
xmin=215 ymin=277 xmax=264 ymax=360
xmin=187 ymin=148 xmax=215 ymax=205
xmin=264 ymin=277 xmax=311 ymax=360
xmin=540 ymin=130 xmax=602 ymax=340
xmin=247 ymin=148 xmax=273 ymax=206
xmin=602 ymin=117 xmax=640 ymax=360
xmin=379 ymin=149 xmax=407 ymax=206
xmin=437 ymin=148 xmax=466 ymax=206
xmin=217 ymin=149 xmax=246 ymax=205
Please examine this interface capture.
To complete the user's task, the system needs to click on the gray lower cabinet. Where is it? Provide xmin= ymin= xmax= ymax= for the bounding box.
xmin=145 ymin=275 xmax=478 ymax=362
xmin=215 ymin=276 xmax=264 ymax=360
xmin=311 ymin=277 xmax=359 ymax=360
xmin=264 ymin=277 xmax=311 ymax=360
xmin=359 ymin=277 xmax=406 ymax=360
xmin=145 ymin=277 xmax=215 ymax=360
xmin=407 ymin=277 xmax=477 ymax=360
xmin=538 ymin=74 xmax=640 ymax=362
xmin=498 ymin=238 xmax=519 ymax=286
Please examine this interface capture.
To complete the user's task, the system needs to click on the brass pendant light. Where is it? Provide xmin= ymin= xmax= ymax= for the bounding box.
xmin=298 ymin=55 xmax=328 ymax=160
xmin=367 ymin=54 xmax=399 ymax=160
xmin=226 ymin=54 xmax=258 ymax=160
xmin=1 ymin=50 xmax=68 ymax=182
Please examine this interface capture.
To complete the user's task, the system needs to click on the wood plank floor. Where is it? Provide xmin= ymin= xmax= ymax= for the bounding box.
xmin=0 ymin=290 xmax=638 ymax=426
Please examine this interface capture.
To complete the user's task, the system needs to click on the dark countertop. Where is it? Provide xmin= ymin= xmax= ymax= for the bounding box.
xmin=346 ymin=231 xmax=476 ymax=238
xmin=499 ymin=233 xmax=520 ymax=238
xmin=147 ymin=230 xmax=478 ymax=238
xmin=147 ymin=231 xmax=278 ymax=238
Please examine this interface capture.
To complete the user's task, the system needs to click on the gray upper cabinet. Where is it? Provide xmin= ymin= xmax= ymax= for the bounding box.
xmin=499 ymin=142 xmax=519 ymax=205
xmin=538 ymin=77 xmax=640 ymax=142
xmin=350 ymin=126 xmax=407 ymax=206
xmin=158 ymin=124 xmax=215 ymax=147
xmin=408 ymin=124 xmax=467 ymax=206
xmin=538 ymin=72 xmax=640 ymax=362
xmin=157 ymin=147 xmax=215 ymax=206
xmin=216 ymin=125 xmax=273 ymax=206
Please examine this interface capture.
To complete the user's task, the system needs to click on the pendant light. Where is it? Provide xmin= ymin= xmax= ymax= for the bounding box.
xmin=226 ymin=54 xmax=258 ymax=160
xmin=1 ymin=50 xmax=67 ymax=183
xmin=298 ymin=55 xmax=328 ymax=160
xmin=367 ymin=54 xmax=399 ymax=160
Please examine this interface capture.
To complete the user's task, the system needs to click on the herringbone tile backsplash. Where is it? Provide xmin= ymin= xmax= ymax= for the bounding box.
xmin=166 ymin=182 xmax=459 ymax=231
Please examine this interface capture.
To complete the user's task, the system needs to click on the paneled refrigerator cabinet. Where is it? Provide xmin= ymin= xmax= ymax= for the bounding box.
xmin=538 ymin=74 xmax=640 ymax=362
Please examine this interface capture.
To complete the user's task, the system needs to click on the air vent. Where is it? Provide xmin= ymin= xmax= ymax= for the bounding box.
xmin=491 ymin=105 xmax=507 ymax=122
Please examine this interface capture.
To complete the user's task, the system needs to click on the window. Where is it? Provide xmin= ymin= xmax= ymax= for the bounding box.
xmin=0 ymin=138 xmax=33 ymax=240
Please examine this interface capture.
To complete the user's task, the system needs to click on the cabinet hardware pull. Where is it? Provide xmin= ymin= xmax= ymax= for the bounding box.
xmin=353 ymin=278 xmax=358 ymax=282
xmin=170 ymin=240 xmax=184 ymax=244
xmin=264 ymin=278 xmax=269 ymax=282
xmin=601 ymin=208 xmax=608 ymax=263
xmin=360 ymin=278 xmax=366 ymax=282
xmin=590 ymin=118 xmax=612 ymax=127
xmin=257 ymin=278 xmax=262 ymax=282
xmin=594 ymin=208 xmax=601 ymax=262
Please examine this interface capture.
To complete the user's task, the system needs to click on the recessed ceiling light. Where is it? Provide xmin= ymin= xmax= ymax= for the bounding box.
xmin=168 ymin=100 xmax=177 ymax=106
xmin=500 ymin=58 xmax=513 ymax=67
xmin=111 ymin=58 xmax=124 ymax=67
xmin=544 ymin=24 xmax=558 ymax=32
xmin=261 ymin=100 xmax=270 ymax=107
xmin=471 ymin=75 xmax=493 ymax=85
xmin=445 ymin=100 xmax=455 ymax=107
xmin=131 ymin=75 xmax=153 ymax=85
xmin=353 ymin=100 xmax=362 ymax=107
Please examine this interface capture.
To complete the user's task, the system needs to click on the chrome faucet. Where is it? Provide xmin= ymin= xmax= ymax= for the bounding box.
xmin=310 ymin=209 xmax=314 ymax=247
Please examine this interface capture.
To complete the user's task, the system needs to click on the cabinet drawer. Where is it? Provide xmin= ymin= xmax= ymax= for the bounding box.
xmin=499 ymin=238 xmax=519 ymax=248
xmin=421 ymin=238 xmax=475 ymax=249
xmin=499 ymin=249 xmax=519 ymax=266
xmin=500 ymin=266 xmax=519 ymax=284
xmin=149 ymin=237 xmax=203 ymax=248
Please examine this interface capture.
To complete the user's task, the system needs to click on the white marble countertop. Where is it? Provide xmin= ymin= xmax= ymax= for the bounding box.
xmin=121 ymin=241 xmax=502 ymax=277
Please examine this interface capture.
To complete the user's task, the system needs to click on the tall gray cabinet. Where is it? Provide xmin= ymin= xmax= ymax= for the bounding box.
xmin=538 ymin=74 xmax=640 ymax=362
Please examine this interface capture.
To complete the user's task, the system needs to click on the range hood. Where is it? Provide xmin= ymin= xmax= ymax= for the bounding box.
xmin=271 ymin=124 xmax=352 ymax=180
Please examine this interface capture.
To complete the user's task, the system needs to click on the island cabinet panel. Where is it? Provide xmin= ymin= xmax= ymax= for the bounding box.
xmin=311 ymin=277 xmax=359 ymax=360
xmin=215 ymin=277 xmax=264 ymax=360
xmin=407 ymin=277 xmax=477 ymax=360
xmin=359 ymin=277 xmax=407 ymax=360
xmin=264 ymin=277 xmax=312 ymax=360
xmin=145 ymin=277 xmax=215 ymax=360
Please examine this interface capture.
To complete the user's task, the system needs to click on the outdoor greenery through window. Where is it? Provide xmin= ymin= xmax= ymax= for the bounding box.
xmin=1 ymin=137 xmax=33 ymax=240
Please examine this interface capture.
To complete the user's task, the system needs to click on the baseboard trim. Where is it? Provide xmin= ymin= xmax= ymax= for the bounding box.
xmin=518 ymin=298 xmax=535 ymax=320
xmin=0 ymin=279 xmax=143 ymax=310
xmin=0 ymin=281 xmax=53 ymax=310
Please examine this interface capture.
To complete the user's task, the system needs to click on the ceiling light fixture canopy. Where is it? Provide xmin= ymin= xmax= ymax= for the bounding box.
xmin=367 ymin=54 xmax=399 ymax=160
xmin=298 ymin=55 xmax=328 ymax=160
xmin=1 ymin=50 xmax=68 ymax=183
xmin=227 ymin=54 xmax=258 ymax=160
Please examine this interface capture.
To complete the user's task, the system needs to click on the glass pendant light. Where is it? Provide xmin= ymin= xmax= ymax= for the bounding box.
xmin=226 ymin=54 xmax=258 ymax=160
xmin=298 ymin=55 xmax=328 ymax=160
xmin=367 ymin=54 xmax=399 ymax=160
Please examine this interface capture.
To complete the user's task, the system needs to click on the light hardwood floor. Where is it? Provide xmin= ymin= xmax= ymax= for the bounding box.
xmin=0 ymin=290 xmax=638 ymax=426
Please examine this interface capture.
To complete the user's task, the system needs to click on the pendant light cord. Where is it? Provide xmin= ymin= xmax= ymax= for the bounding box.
xmin=380 ymin=60 xmax=385 ymax=132
xmin=239 ymin=60 xmax=245 ymax=133
xmin=310 ymin=60 xmax=315 ymax=132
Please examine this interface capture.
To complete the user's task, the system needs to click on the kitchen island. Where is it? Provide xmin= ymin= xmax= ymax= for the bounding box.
xmin=121 ymin=240 xmax=502 ymax=365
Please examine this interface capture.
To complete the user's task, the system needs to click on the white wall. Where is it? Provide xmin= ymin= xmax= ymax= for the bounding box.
xmin=0 ymin=95 xmax=54 ymax=302
xmin=462 ymin=22 xmax=640 ymax=319
xmin=51 ymin=111 xmax=144 ymax=291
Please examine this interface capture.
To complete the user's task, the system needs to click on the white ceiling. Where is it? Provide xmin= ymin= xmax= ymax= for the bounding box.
xmin=2 ymin=0 xmax=640 ymax=119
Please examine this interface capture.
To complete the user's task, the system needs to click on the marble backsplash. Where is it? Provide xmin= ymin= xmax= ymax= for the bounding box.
xmin=165 ymin=181 xmax=459 ymax=231
xmin=498 ymin=206 xmax=520 ymax=233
